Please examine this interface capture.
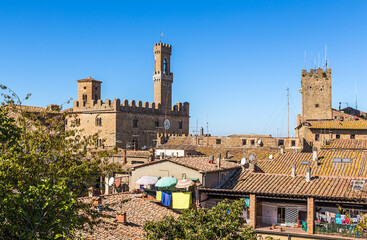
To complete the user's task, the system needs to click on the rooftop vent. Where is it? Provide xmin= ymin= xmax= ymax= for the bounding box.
xmin=332 ymin=158 xmax=351 ymax=163
xmin=301 ymin=161 xmax=310 ymax=165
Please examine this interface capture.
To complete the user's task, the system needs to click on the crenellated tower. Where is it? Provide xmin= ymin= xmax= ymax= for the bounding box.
xmin=301 ymin=68 xmax=332 ymax=120
xmin=153 ymin=43 xmax=173 ymax=110
xmin=77 ymin=77 xmax=102 ymax=107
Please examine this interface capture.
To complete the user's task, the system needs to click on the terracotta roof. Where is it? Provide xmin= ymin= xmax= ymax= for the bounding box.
xmin=308 ymin=120 xmax=367 ymax=130
xmin=133 ymin=156 xmax=240 ymax=172
xmin=77 ymin=193 xmax=179 ymax=240
xmin=126 ymin=150 xmax=150 ymax=158
xmin=77 ymin=76 xmax=102 ymax=83
xmin=256 ymin=150 xmax=367 ymax=178
xmin=156 ymin=144 xmax=197 ymax=151
xmin=322 ymin=139 xmax=367 ymax=150
xmin=219 ymin=170 xmax=367 ymax=200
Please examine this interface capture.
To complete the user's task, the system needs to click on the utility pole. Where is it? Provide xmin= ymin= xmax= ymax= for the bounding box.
xmin=287 ymin=87 xmax=290 ymax=138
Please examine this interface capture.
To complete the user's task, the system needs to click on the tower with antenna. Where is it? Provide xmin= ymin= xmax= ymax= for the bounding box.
xmin=301 ymin=67 xmax=332 ymax=121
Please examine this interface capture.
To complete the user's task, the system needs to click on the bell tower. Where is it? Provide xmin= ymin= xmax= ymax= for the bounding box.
xmin=77 ymin=77 xmax=102 ymax=107
xmin=153 ymin=43 xmax=173 ymax=109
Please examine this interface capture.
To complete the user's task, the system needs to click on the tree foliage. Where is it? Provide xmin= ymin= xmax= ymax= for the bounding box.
xmin=144 ymin=199 xmax=257 ymax=240
xmin=0 ymin=86 xmax=118 ymax=239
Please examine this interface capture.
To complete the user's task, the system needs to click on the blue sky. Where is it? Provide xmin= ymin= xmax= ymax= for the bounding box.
xmin=1 ymin=0 xmax=366 ymax=136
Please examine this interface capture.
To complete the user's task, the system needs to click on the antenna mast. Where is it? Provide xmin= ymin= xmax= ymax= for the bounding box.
xmin=287 ymin=86 xmax=290 ymax=138
xmin=355 ymin=81 xmax=358 ymax=110
xmin=324 ymin=44 xmax=328 ymax=70
xmin=206 ymin=113 xmax=209 ymax=134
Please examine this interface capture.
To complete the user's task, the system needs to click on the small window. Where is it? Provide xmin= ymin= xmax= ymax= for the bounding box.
xmin=133 ymin=119 xmax=138 ymax=128
xmin=155 ymin=120 xmax=159 ymax=127
xmin=315 ymin=104 xmax=319 ymax=108
xmin=350 ymin=134 xmax=355 ymax=139
xmin=334 ymin=116 xmax=338 ymax=119
xmin=315 ymin=134 xmax=320 ymax=141
xmin=83 ymin=86 xmax=86 ymax=90
xmin=96 ymin=117 xmax=102 ymax=126
xmin=278 ymin=140 xmax=284 ymax=146
xmin=163 ymin=58 xmax=167 ymax=72
xmin=216 ymin=139 xmax=221 ymax=145
xmin=179 ymin=120 xmax=183 ymax=129
xmin=242 ymin=139 xmax=247 ymax=146
xmin=251 ymin=140 xmax=255 ymax=146
xmin=291 ymin=140 xmax=296 ymax=147
xmin=96 ymin=139 xmax=102 ymax=147
xmin=336 ymin=134 xmax=340 ymax=139
xmin=65 ymin=119 xmax=68 ymax=126
xmin=76 ymin=118 xmax=81 ymax=127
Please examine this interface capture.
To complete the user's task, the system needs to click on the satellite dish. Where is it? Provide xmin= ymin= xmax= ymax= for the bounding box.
xmin=257 ymin=139 xmax=262 ymax=144
xmin=240 ymin=158 xmax=246 ymax=165
xmin=249 ymin=155 xmax=254 ymax=161
xmin=269 ymin=154 xmax=273 ymax=159
xmin=164 ymin=119 xmax=171 ymax=130
xmin=108 ymin=177 xmax=114 ymax=186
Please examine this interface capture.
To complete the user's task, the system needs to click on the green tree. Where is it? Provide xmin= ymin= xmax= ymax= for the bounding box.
xmin=0 ymin=86 xmax=117 ymax=239
xmin=144 ymin=199 xmax=257 ymax=240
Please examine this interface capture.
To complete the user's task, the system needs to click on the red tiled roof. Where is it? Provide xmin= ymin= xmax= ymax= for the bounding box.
xmin=77 ymin=193 xmax=179 ymax=240
xmin=322 ymin=139 xmax=367 ymax=150
xmin=308 ymin=120 xmax=367 ymax=130
xmin=256 ymin=150 xmax=367 ymax=178
xmin=133 ymin=156 xmax=240 ymax=172
xmin=220 ymin=170 xmax=367 ymax=200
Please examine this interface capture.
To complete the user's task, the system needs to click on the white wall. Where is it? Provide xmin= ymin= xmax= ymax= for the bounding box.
xmin=262 ymin=204 xmax=277 ymax=225
xmin=155 ymin=149 xmax=185 ymax=157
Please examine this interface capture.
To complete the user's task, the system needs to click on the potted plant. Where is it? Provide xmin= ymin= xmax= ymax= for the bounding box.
xmin=272 ymin=223 xmax=276 ymax=230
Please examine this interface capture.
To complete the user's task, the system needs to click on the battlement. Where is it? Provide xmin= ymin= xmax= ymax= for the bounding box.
xmin=154 ymin=43 xmax=172 ymax=48
xmin=302 ymin=68 xmax=331 ymax=77
xmin=153 ymin=71 xmax=173 ymax=76
xmin=73 ymin=99 xmax=189 ymax=116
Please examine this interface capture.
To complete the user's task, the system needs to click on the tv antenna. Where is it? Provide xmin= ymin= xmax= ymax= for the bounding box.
xmin=304 ymin=50 xmax=307 ymax=69
xmin=324 ymin=44 xmax=328 ymax=70
xmin=160 ymin=32 xmax=163 ymax=43
xmin=355 ymin=81 xmax=358 ymax=110
xmin=287 ymin=85 xmax=290 ymax=138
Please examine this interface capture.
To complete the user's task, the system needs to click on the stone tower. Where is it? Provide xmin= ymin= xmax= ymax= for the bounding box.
xmin=153 ymin=43 xmax=173 ymax=109
xmin=301 ymin=68 xmax=332 ymax=120
xmin=77 ymin=77 xmax=102 ymax=107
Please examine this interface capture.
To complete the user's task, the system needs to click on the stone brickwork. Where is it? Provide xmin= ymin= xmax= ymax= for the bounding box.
xmin=301 ymin=68 xmax=332 ymax=121
xmin=67 ymin=43 xmax=189 ymax=149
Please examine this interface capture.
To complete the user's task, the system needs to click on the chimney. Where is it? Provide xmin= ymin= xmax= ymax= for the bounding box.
xmin=225 ymin=150 xmax=229 ymax=159
xmin=291 ymin=164 xmax=296 ymax=178
xmin=160 ymin=152 xmax=164 ymax=159
xmin=209 ymin=155 xmax=214 ymax=164
xmin=280 ymin=147 xmax=284 ymax=155
xmin=200 ymin=127 xmax=204 ymax=136
xmin=122 ymin=149 xmax=127 ymax=164
xmin=312 ymin=147 xmax=318 ymax=165
xmin=216 ymin=153 xmax=221 ymax=168
xmin=305 ymin=167 xmax=311 ymax=182
xmin=249 ymin=162 xmax=257 ymax=172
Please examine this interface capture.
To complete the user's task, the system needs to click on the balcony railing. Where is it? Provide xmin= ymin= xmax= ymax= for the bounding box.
xmin=315 ymin=222 xmax=367 ymax=238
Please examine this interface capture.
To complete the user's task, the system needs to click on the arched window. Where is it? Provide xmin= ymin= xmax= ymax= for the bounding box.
xmin=163 ymin=58 xmax=167 ymax=72
xmin=95 ymin=116 xmax=102 ymax=126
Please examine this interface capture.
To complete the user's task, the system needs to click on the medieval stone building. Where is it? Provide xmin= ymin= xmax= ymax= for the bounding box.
xmin=67 ymin=43 xmax=190 ymax=149
xmin=296 ymin=68 xmax=367 ymax=149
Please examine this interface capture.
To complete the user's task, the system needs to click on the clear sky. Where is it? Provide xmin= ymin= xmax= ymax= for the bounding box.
xmin=1 ymin=0 xmax=366 ymax=137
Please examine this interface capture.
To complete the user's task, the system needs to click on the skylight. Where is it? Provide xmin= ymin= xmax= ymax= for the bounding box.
xmin=301 ymin=161 xmax=309 ymax=165
xmin=332 ymin=158 xmax=351 ymax=163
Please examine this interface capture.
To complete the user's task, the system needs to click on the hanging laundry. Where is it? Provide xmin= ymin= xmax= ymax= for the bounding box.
xmin=172 ymin=192 xmax=192 ymax=209
xmin=161 ymin=192 xmax=172 ymax=207
xmin=156 ymin=191 xmax=162 ymax=201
